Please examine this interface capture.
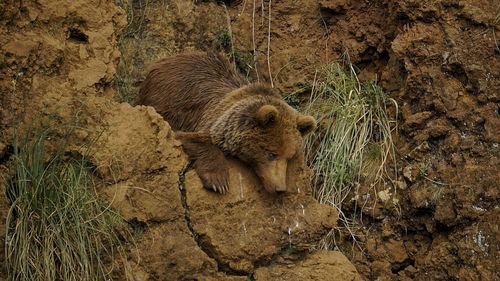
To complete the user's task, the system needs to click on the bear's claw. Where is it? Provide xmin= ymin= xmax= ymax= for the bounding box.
xmin=199 ymin=168 xmax=230 ymax=194
xmin=175 ymin=131 xmax=230 ymax=194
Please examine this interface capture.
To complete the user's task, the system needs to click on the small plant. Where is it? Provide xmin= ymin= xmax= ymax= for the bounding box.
xmin=229 ymin=50 xmax=253 ymax=76
xmin=419 ymin=163 xmax=429 ymax=176
xmin=114 ymin=43 xmax=135 ymax=103
xmin=418 ymin=162 xmax=448 ymax=191
xmin=5 ymin=129 xmax=124 ymax=281
xmin=214 ymin=27 xmax=232 ymax=51
xmin=302 ymin=59 xmax=398 ymax=250
xmin=213 ymin=27 xmax=252 ymax=76
xmin=283 ymin=93 xmax=301 ymax=109
xmin=430 ymin=183 xmax=446 ymax=202
xmin=492 ymin=11 xmax=499 ymax=53
xmin=304 ymin=62 xmax=398 ymax=207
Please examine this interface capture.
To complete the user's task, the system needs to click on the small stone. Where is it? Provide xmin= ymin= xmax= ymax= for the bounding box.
xmin=403 ymin=165 xmax=417 ymax=183
xmin=404 ymin=265 xmax=418 ymax=274
xmin=404 ymin=111 xmax=433 ymax=127
xmin=450 ymin=153 xmax=463 ymax=166
xmin=385 ymin=239 xmax=408 ymax=263
xmin=444 ymin=132 xmax=461 ymax=150
xmin=416 ymin=141 xmax=430 ymax=152
xmin=395 ymin=180 xmax=407 ymax=190
xmin=409 ymin=185 xmax=433 ymax=209
xmin=74 ymin=129 xmax=89 ymax=141
xmin=0 ymin=143 xmax=6 ymax=158
xmin=378 ymin=189 xmax=392 ymax=202
xmin=254 ymin=251 xmax=363 ymax=281
xmin=434 ymin=199 xmax=456 ymax=226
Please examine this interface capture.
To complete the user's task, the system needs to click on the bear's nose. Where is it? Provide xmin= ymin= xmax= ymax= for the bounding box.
xmin=275 ymin=185 xmax=287 ymax=193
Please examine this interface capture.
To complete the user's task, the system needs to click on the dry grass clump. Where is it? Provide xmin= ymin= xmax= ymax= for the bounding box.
xmin=302 ymin=61 xmax=398 ymax=249
xmin=5 ymin=129 xmax=124 ymax=281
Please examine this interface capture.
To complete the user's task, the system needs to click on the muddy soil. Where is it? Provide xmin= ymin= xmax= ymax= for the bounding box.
xmin=1 ymin=0 xmax=499 ymax=280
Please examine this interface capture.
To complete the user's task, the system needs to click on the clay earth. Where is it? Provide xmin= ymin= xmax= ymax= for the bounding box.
xmin=0 ymin=0 xmax=498 ymax=280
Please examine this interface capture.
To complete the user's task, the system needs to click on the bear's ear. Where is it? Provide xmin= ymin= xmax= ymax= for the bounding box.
xmin=297 ymin=115 xmax=317 ymax=135
xmin=256 ymin=105 xmax=279 ymax=126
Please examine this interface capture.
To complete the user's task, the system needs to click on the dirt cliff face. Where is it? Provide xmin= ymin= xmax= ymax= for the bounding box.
xmin=0 ymin=0 xmax=498 ymax=280
xmin=0 ymin=0 xmax=125 ymax=276
xmin=0 ymin=0 xmax=360 ymax=280
xmin=116 ymin=0 xmax=499 ymax=280
xmin=226 ymin=1 xmax=498 ymax=280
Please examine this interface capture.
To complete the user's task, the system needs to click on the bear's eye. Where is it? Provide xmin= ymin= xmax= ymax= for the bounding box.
xmin=267 ymin=152 xmax=278 ymax=161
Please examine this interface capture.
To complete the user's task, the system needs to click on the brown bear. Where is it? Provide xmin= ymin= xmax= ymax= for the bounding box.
xmin=137 ymin=52 xmax=316 ymax=193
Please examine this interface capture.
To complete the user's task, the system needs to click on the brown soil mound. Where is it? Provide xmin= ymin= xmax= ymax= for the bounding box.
xmin=254 ymin=250 xmax=362 ymax=281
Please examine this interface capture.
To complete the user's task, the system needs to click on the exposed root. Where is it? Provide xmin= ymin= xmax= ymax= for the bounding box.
xmin=266 ymin=0 xmax=274 ymax=88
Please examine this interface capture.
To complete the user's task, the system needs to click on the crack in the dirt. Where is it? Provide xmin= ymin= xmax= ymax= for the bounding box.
xmin=247 ymin=245 xmax=313 ymax=280
xmin=252 ymin=245 xmax=310 ymax=271
xmin=177 ymin=165 xmax=315 ymax=279
xmin=177 ymin=164 xmax=249 ymax=277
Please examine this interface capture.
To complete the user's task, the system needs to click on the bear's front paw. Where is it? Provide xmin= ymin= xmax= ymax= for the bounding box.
xmin=175 ymin=131 xmax=230 ymax=194
xmin=198 ymin=168 xmax=230 ymax=194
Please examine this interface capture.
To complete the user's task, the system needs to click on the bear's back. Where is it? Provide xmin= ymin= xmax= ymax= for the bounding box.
xmin=137 ymin=52 xmax=247 ymax=131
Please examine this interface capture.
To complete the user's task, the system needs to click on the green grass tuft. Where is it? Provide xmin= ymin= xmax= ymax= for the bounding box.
xmin=303 ymin=60 xmax=398 ymax=249
xmin=114 ymin=40 xmax=136 ymax=103
xmin=283 ymin=93 xmax=301 ymax=109
xmin=214 ymin=27 xmax=232 ymax=51
xmin=213 ymin=27 xmax=253 ymax=77
xmin=5 ymin=129 xmax=124 ymax=281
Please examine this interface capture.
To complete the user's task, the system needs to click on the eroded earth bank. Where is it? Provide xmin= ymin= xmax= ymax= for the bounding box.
xmin=0 ymin=0 xmax=499 ymax=280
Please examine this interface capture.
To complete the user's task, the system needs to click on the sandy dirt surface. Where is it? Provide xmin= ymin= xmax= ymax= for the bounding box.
xmin=0 ymin=0 xmax=499 ymax=280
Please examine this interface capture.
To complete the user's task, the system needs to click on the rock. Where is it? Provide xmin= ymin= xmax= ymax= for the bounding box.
xmin=403 ymin=164 xmax=419 ymax=183
xmin=385 ymin=239 xmax=408 ymax=264
xmin=443 ymin=132 xmax=461 ymax=151
xmin=434 ymin=199 xmax=457 ymax=226
xmin=127 ymin=224 xmax=220 ymax=280
xmin=409 ymin=184 xmax=433 ymax=209
xmin=69 ymin=59 xmax=109 ymax=90
xmin=254 ymin=251 xmax=363 ymax=281
xmin=81 ymin=102 xmax=184 ymax=182
xmin=395 ymin=180 xmax=408 ymax=190
xmin=0 ymin=143 xmax=6 ymax=159
xmin=404 ymin=111 xmax=433 ymax=127
xmin=414 ymin=118 xmax=451 ymax=142
xmin=34 ymin=91 xmax=348 ymax=279
xmin=318 ymin=0 xmax=350 ymax=14
xmin=2 ymin=33 xmax=40 ymax=58
xmin=370 ymin=260 xmax=392 ymax=279
xmin=378 ymin=189 xmax=392 ymax=203
xmin=185 ymin=159 xmax=339 ymax=273
xmin=479 ymin=103 xmax=500 ymax=143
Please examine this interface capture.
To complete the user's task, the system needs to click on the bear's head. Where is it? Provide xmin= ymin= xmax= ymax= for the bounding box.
xmin=211 ymin=93 xmax=317 ymax=193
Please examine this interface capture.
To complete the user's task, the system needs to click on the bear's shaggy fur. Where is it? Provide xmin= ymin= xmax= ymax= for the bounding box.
xmin=137 ymin=52 xmax=316 ymax=193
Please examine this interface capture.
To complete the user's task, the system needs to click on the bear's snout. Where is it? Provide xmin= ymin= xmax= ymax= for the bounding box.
xmin=257 ymin=160 xmax=288 ymax=193
xmin=274 ymin=185 xmax=287 ymax=193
